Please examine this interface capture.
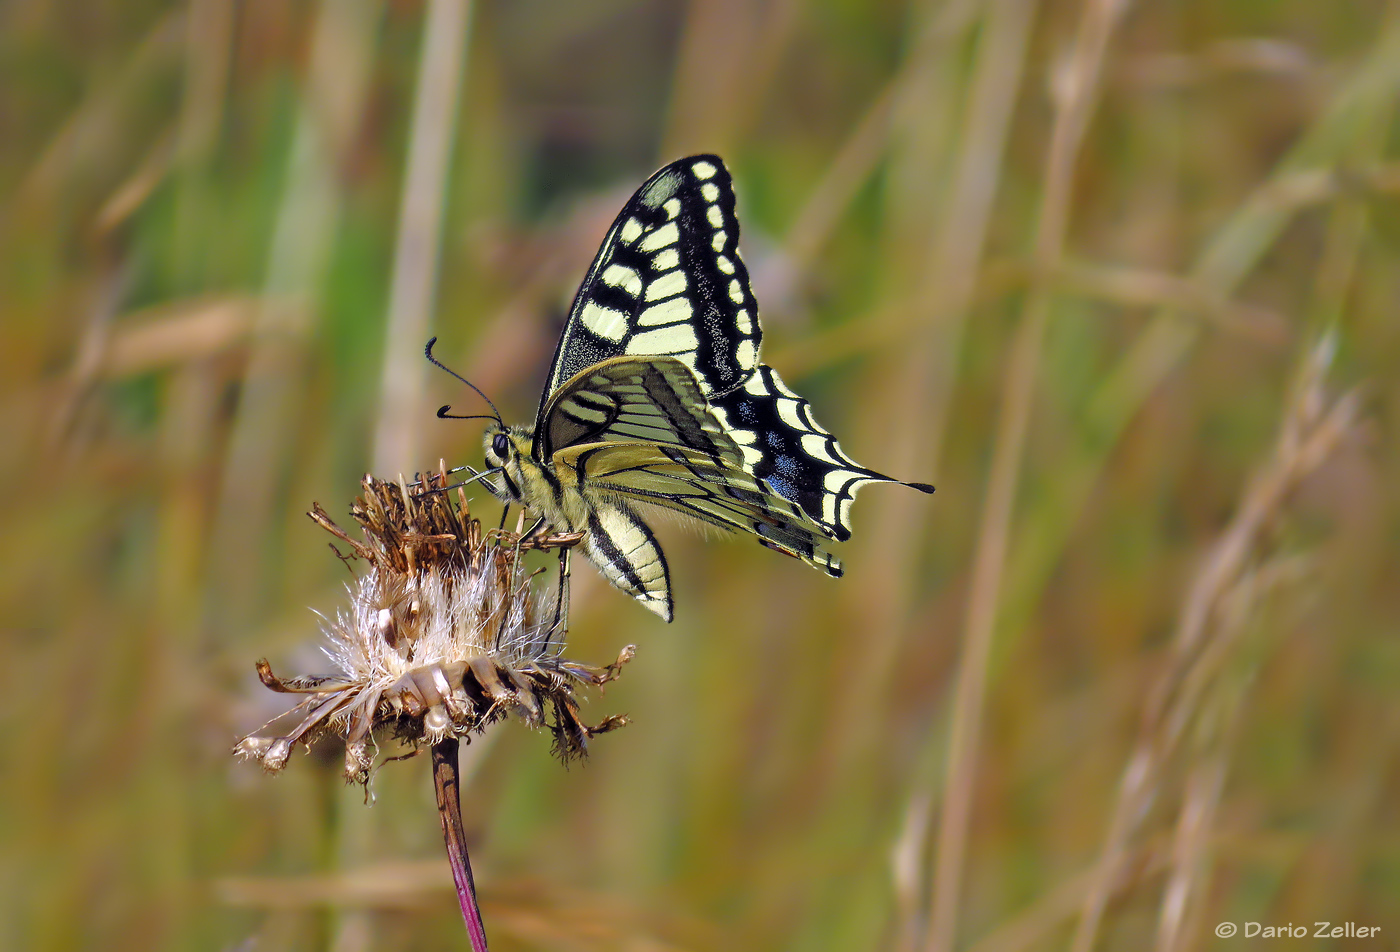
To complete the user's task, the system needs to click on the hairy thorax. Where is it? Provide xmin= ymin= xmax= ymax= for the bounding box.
xmin=483 ymin=424 xmax=584 ymax=532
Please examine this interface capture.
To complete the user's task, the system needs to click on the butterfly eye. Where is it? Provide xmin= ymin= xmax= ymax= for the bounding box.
xmin=491 ymin=433 xmax=510 ymax=459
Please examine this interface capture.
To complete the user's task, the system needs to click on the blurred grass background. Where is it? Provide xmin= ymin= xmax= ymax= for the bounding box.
xmin=4 ymin=0 xmax=1400 ymax=949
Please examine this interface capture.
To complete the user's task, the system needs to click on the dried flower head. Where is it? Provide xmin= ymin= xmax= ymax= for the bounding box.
xmin=235 ymin=471 xmax=632 ymax=785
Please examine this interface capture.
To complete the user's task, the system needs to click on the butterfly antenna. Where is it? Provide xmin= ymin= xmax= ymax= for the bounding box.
xmin=424 ymin=337 xmax=504 ymax=426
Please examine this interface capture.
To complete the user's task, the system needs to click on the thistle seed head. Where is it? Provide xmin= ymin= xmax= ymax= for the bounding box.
xmin=234 ymin=471 xmax=632 ymax=785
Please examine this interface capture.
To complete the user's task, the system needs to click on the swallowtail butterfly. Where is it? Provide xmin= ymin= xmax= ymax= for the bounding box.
xmin=442 ymin=155 xmax=933 ymax=622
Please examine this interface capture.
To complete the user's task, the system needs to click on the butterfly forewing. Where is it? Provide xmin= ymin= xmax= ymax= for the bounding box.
xmin=541 ymin=356 xmax=743 ymax=463
xmin=534 ymin=155 xmax=761 ymax=443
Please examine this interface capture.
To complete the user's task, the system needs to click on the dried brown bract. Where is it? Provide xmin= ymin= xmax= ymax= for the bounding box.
xmin=235 ymin=471 xmax=633 ymax=785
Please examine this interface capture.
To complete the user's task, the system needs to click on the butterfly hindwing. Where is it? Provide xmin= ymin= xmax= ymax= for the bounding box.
xmin=552 ymin=441 xmax=842 ymax=579
xmin=710 ymin=365 xmax=910 ymax=542
xmin=541 ymin=357 xmax=844 ymax=574
xmin=534 ymin=155 xmax=761 ymax=441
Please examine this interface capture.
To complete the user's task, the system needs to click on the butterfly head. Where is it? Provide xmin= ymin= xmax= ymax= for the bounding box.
xmin=481 ymin=422 xmax=536 ymax=504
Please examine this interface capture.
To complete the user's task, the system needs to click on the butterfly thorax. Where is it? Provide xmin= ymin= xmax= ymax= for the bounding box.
xmin=483 ymin=423 xmax=549 ymax=504
xmin=480 ymin=422 xmax=591 ymax=534
xmin=481 ymin=419 xmax=676 ymax=619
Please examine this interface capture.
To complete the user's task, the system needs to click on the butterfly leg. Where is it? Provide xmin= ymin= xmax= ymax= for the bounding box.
xmin=409 ymin=464 xmax=476 ymax=496
xmin=549 ymin=546 xmax=571 ymax=641
xmin=521 ymin=513 xmax=548 ymax=543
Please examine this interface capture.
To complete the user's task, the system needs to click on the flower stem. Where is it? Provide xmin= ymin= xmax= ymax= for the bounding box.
xmin=432 ymin=739 xmax=489 ymax=951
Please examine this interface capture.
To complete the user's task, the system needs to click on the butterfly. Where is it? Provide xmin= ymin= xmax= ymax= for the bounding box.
xmin=434 ymin=155 xmax=932 ymax=623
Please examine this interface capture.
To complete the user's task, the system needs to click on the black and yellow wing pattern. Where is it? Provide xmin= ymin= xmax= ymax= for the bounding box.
xmin=475 ymin=155 xmax=932 ymax=621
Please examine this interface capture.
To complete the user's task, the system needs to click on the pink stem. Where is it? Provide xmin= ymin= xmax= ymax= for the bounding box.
xmin=432 ymin=739 xmax=489 ymax=951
